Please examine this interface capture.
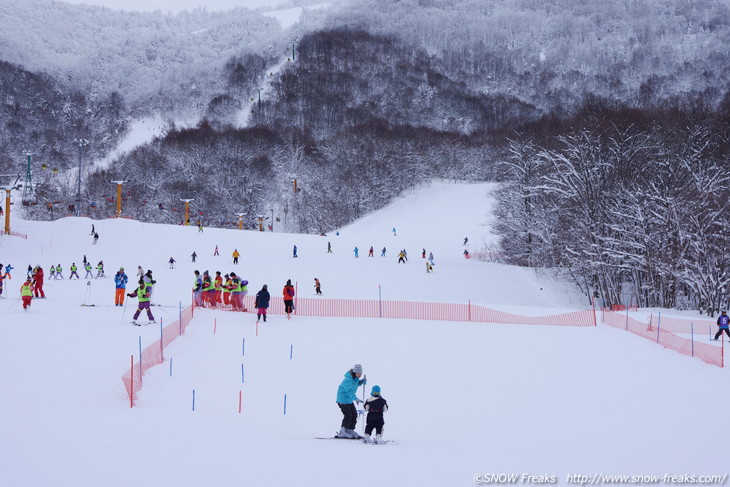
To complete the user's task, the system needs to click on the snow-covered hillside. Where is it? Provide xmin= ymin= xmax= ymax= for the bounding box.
xmin=0 ymin=182 xmax=726 ymax=487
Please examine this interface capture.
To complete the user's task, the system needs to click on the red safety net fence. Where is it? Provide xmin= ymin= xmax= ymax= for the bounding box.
xmin=195 ymin=294 xmax=596 ymax=326
xmin=601 ymin=309 xmax=722 ymax=367
xmin=121 ymin=305 xmax=194 ymax=407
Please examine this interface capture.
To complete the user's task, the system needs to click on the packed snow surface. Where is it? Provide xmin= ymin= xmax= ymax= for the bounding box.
xmin=0 ymin=181 xmax=726 ymax=487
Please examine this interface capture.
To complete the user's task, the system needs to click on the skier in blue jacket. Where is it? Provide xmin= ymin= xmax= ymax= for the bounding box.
xmin=336 ymin=363 xmax=367 ymax=438
xmin=714 ymin=310 xmax=729 ymax=341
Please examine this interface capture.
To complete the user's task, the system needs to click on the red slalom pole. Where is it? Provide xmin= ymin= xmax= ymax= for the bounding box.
xmin=238 ymin=390 xmax=242 ymax=413
xmin=214 ymin=318 xmax=217 ymax=334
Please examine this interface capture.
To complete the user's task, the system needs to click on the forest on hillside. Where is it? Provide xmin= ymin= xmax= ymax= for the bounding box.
xmin=1 ymin=0 xmax=729 ymax=311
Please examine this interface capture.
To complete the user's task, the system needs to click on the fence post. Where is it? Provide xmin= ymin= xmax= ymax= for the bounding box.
xmin=468 ymin=300 xmax=471 ymax=322
xmin=378 ymin=285 xmax=382 ymax=318
xmin=295 ymin=281 xmax=298 ymax=315
xmin=656 ymin=312 xmax=661 ymax=344
xmin=691 ymin=322 xmax=694 ymax=357
xmin=625 ymin=303 xmax=629 ymax=331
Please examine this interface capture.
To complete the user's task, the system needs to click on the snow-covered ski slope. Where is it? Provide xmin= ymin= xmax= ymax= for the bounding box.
xmin=0 ymin=181 xmax=726 ymax=487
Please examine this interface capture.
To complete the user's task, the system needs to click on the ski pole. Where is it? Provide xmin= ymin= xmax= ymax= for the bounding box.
xmin=121 ymin=294 xmax=129 ymax=322
xmin=361 ymin=375 xmax=366 ymax=435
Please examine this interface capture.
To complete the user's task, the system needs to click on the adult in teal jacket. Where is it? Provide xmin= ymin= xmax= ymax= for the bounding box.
xmin=336 ymin=364 xmax=366 ymax=438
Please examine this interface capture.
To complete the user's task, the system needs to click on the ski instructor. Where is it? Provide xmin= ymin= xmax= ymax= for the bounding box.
xmin=336 ymin=363 xmax=367 ymax=438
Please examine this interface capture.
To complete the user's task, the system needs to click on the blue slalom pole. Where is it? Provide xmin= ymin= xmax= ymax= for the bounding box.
xmin=283 ymin=394 xmax=287 ymax=415
xmin=241 ymin=363 xmax=245 ymax=383
xmin=242 ymin=338 xmax=245 ymax=356
xmin=290 ymin=344 xmax=293 ymax=360
xmin=170 ymin=357 xmax=173 ymax=376
xmin=192 ymin=389 xmax=196 ymax=411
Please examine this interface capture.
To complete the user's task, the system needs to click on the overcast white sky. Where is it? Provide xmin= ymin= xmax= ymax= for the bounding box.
xmin=58 ymin=0 xmax=292 ymax=13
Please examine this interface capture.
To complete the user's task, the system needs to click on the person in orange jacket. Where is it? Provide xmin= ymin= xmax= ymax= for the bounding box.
xmin=283 ymin=279 xmax=295 ymax=315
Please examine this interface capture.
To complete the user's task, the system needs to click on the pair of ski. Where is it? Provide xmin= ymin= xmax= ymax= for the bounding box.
xmin=131 ymin=320 xmax=156 ymax=326
xmin=316 ymin=434 xmax=392 ymax=445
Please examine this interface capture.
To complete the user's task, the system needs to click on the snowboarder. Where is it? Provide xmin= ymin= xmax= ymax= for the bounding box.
xmin=426 ymin=261 xmax=434 ymax=273
xmin=283 ymin=279 xmax=295 ymax=316
xmin=33 ymin=266 xmax=45 ymax=298
xmin=714 ymin=310 xmax=730 ymax=341
xmin=96 ymin=261 xmax=105 ymax=278
xmin=127 ymin=279 xmax=155 ymax=325
xmin=255 ymin=284 xmax=271 ymax=322
xmin=232 ymin=249 xmax=240 ymax=264
xmin=55 ymin=264 xmax=63 ymax=280
xmin=92 ymin=232 xmax=99 ymax=245
xmin=69 ymin=263 xmax=79 ymax=279
xmin=314 ymin=277 xmax=322 ymax=295
xmin=114 ymin=268 xmax=128 ymax=306
xmin=168 ymin=257 xmax=176 ymax=269
xmin=362 ymin=385 xmax=388 ymax=444
xmin=336 ymin=364 xmax=366 ymax=439
xmin=381 ymin=247 xmax=386 ymax=257
xmin=354 ymin=247 xmax=359 ymax=258
xmin=20 ymin=277 xmax=33 ymax=310
xmin=214 ymin=245 xmax=219 ymax=256
xmin=84 ymin=262 xmax=94 ymax=279
xmin=191 ymin=251 xmax=197 ymax=263
xmin=192 ymin=270 xmax=203 ymax=306
xmin=368 ymin=246 xmax=374 ymax=257
xmin=293 ymin=245 xmax=298 ymax=258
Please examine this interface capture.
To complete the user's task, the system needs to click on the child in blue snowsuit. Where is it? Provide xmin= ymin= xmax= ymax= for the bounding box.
xmin=336 ymin=364 xmax=367 ymax=438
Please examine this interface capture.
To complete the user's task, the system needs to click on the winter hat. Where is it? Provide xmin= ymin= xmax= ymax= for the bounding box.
xmin=352 ymin=363 xmax=363 ymax=374
xmin=230 ymin=272 xmax=237 ymax=277
xmin=371 ymin=385 xmax=381 ymax=396
xmin=286 ymin=279 xmax=292 ymax=286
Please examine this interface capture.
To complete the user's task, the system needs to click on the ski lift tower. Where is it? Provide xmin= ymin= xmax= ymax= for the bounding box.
xmin=21 ymin=153 xmax=34 ymax=205
xmin=252 ymin=214 xmax=268 ymax=232
xmin=180 ymin=198 xmax=194 ymax=225
xmin=74 ymin=138 xmax=89 ymax=216
xmin=2 ymin=174 xmax=21 ymax=235
xmin=110 ymin=180 xmax=128 ymax=217
xmin=236 ymin=212 xmax=246 ymax=230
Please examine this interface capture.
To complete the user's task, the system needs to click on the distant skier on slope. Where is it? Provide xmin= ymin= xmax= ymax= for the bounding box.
xmin=314 ymin=277 xmax=322 ymax=295
xmin=714 ymin=310 xmax=730 ymax=341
